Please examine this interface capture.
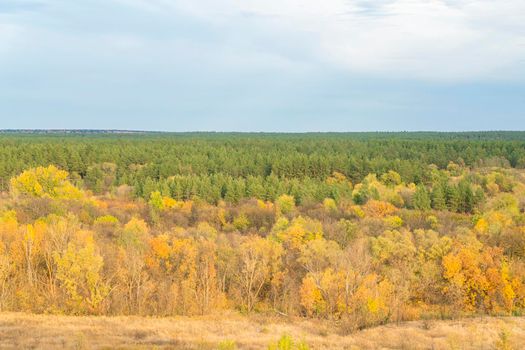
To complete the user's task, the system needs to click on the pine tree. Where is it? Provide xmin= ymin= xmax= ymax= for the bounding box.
xmin=413 ymin=185 xmax=431 ymax=210
xmin=459 ymin=181 xmax=474 ymax=213
xmin=431 ymin=185 xmax=447 ymax=210
xmin=446 ymin=185 xmax=461 ymax=212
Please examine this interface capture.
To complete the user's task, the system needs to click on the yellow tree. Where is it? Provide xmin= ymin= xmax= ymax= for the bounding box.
xmin=442 ymin=246 xmax=518 ymax=314
xmin=370 ymin=229 xmax=417 ymax=321
xmin=275 ymin=194 xmax=295 ymax=215
xmin=146 ymin=234 xmax=199 ymax=315
xmin=40 ymin=214 xmax=81 ymax=302
xmin=270 ymin=216 xmax=324 ymax=313
xmin=195 ymin=238 xmax=223 ymax=314
xmin=271 ymin=216 xmax=323 ymax=250
xmin=234 ymin=235 xmax=283 ymax=312
xmin=338 ymin=239 xmax=373 ymax=314
xmin=298 ymin=238 xmax=342 ymax=316
xmin=0 ymin=211 xmax=17 ymax=309
xmin=9 ymin=222 xmax=46 ymax=290
xmin=53 ymin=232 xmax=109 ymax=314
xmin=10 ymin=165 xmax=83 ymax=199
xmin=350 ymin=273 xmax=394 ymax=328
xmin=115 ymin=217 xmax=151 ymax=315
xmin=169 ymin=237 xmax=198 ymax=314
xmin=115 ymin=247 xmax=152 ymax=315
xmin=0 ymin=245 xmax=12 ymax=310
xmin=0 ymin=211 xmax=18 ymax=243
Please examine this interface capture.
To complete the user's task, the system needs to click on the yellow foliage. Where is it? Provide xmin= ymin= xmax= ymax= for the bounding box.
xmin=326 ymin=171 xmax=351 ymax=186
xmin=233 ymin=214 xmax=250 ymax=231
xmin=0 ymin=211 xmax=18 ymax=242
xmin=162 ymin=196 xmax=178 ymax=209
xmin=353 ymin=274 xmax=393 ymax=324
xmin=276 ymin=195 xmax=295 ymax=215
xmin=442 ymin=247 xmax=518 ymax=313
xmin=124 ymin=218 xmax=148 ymax=235
xmin=94 ymin=215 xmax=119 ymax=225
xmin=474 ymin=218 xmax=488 ymax=234
xmin=384 ymin=215 xmax=403 ymax=229
xmin=53 ymin=235 xmax=108 ymax=314
xmin=323 ymin=198 xmax=337 ymax=212
xmin=10 ymin=165 xmax=83 ymax=200
xmin=363 ymin=200 xmax=397 ymax=218
xmin=371 ymin=230 xmax=416 ymax=264
xmin=149 ymin=234 xmax=171 ymax=261
xmin=257 ymin=199 xmax=274 ymax=210
xmin=350 ymin=205 xmax=365 ymax=218
xmin=443 ymin=254 xmax=463 ymax=282
xmin=271 ymin=217 xmax=323 ymax=249
xmin=236 ymin=235 xmax=283 ymax=312
xmin=300 ymin=275 xmax=325 ymax=316
xmin=195 ymin=222 xmax=218 ymax=239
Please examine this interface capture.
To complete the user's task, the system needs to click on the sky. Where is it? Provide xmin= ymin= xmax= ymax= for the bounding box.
xmin=0 ymin=0 xmax=524 ymax=132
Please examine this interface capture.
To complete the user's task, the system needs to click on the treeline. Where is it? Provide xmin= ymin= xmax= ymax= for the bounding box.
xmin=0 ymin=132 xmax=524 ymax=196
xmin=131 ymin=169 xmax=486 ymax=214
xmin=1 ymin=164 xmax=525 ymax=331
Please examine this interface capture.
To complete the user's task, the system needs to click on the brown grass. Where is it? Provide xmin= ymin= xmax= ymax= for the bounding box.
xmin=0 ymin=312 xmax=524 ymax=349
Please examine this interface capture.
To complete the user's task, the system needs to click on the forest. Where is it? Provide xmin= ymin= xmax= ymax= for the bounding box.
xmin=1 ymin=131 xmax=525 ymax=337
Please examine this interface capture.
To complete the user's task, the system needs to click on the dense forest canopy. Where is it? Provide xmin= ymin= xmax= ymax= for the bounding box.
xmin=1 ymin=131 xmax=525 ymax=333
xmin=0 ymin=132 xmax=524 ymax=200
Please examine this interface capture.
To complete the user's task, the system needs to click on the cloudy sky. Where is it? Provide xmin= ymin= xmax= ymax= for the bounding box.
xmin=0 ymin=0 xmax=524 ymax=131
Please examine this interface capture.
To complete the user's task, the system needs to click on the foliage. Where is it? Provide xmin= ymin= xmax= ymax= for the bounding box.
xmin=1 ymin=133 xmax=525 ymax=328
xmin=267 ymin=335 xmax=309 ymax=350
xmin=53 ymin=233 xmax=109 ymax=314
xmin=10 ymin=165 xmax=83 ymax=200
xmin=217 ymin=340 xmax=237 ymax=350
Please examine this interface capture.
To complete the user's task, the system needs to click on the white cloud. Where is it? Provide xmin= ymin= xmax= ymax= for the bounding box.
xmin=134 ymin=0 xmax=525 ymax=81
xmin=2 ymin=0 xmax=524 ymax=81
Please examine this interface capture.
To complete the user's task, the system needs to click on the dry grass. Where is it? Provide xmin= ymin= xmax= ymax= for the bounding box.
xmin=0 ymin=312 xmax=524 ymax=349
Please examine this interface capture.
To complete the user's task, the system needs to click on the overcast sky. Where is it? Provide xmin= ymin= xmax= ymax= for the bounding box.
xmin=0 ymin=0 xmax=524 ymax=131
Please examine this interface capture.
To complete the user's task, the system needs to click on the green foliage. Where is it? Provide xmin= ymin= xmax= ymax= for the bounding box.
xmin=413 ymin=185 xmax=431 ymax=210
xmin=431 ymin=185 xmax=447 ymax=210
xmin=2 ymin=132 xmax=525 ymax=328
xmin=1 ymin=132 xmax=523 ymax=201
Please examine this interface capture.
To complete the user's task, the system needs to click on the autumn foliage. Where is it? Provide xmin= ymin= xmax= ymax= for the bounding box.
xmin=1 ymin=163 xmax=525 ymax=332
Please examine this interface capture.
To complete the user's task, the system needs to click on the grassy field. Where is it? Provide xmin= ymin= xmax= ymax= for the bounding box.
xmin=0 ymin=313 xmax=524 ymax=349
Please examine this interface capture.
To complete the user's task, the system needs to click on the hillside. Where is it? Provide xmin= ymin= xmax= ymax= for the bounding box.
xmin=1 ymin=134 xmax=525 ymax=346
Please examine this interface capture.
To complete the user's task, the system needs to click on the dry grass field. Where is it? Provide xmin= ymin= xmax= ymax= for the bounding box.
xmin=0 ymin=312 xmax=524 ymax=349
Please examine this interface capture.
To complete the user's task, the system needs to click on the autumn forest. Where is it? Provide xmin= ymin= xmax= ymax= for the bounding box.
xmin=1 ymin=131 xmax=525 ymax=347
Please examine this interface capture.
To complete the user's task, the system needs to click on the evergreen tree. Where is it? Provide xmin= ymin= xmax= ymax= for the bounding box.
xmin=446 ymin=185 xmax=461 ymax=212
xmin=431 ymin=185 xmax=447 ymax=210
xmin=414 ymin=185 xmax=431 ymax=210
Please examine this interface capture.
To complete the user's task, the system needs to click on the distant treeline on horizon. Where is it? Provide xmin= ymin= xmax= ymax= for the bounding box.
xmin=0 ymin=129 xmax=524 ymax=140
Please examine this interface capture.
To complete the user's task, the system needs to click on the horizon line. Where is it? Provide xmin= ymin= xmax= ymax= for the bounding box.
xmin=1 ymin=129 xmax=525 ymax=134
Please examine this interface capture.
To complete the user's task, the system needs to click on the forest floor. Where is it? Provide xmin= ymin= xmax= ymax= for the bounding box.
xmin=0 ymin=312 xmax=524 ymax=349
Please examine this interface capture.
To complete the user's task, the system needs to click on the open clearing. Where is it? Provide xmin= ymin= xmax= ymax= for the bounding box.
xmin=0 ymin=313 xmax=524 ymax=349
